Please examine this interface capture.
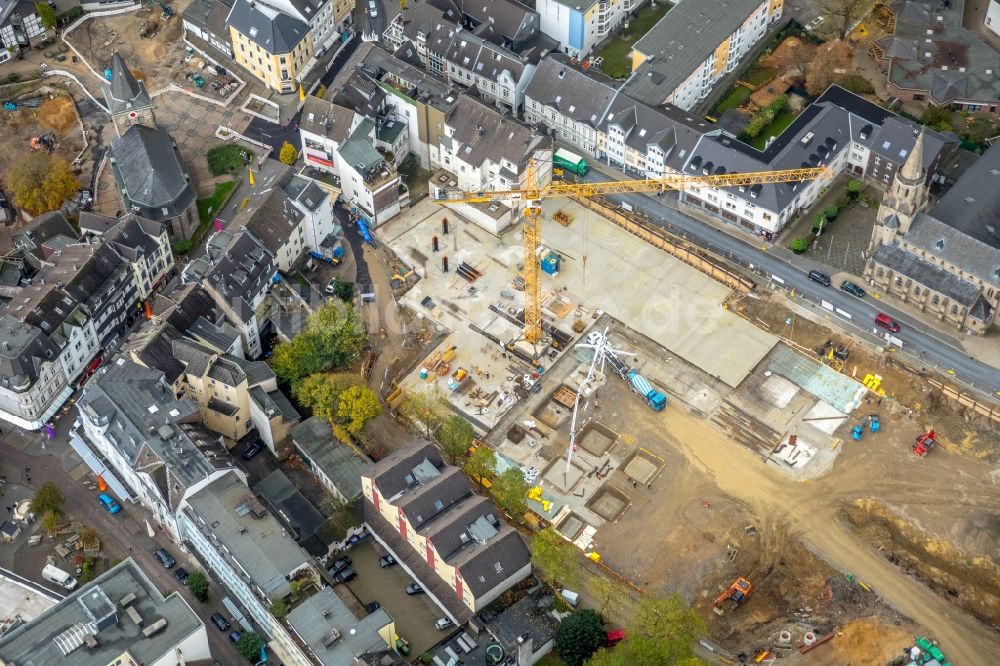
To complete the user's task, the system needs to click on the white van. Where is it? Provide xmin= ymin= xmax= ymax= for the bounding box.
xmin=42 ymin=564 xmax=78 ymax=591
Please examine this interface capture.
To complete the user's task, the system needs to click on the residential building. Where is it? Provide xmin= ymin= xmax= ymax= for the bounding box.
xmin=172 ymin=336 xmax=299 ymax=446
xmin=17 ymin=286 xmax=100 ymax=390
xmin=435 ymin=94 xmax=552 ymax=233
xmin=0 ymin=559 xmax=210 ymax=666
xmin=535 ymin=0 xmax=637 ymax=58
xmin=178 ymin=471 xmax=396 ymax=666
xmin=282 ymin=170 xmax=339 ymax=251
xmin=624 ymin=0 xmax=783 ymax=111
xmin=525 ymin=54 xmax=619 ymax=155
xmin=676 ymin=86 xmax=954 ymax=237
xmin=201 ymin=230 xmax=278 ymax=358
xmin=292 ymin=416 xmax=373 ymax=501
xmin=338 ymin=118 xmax=405 ymax=226
xmin=597 ymin=89 xmax=717 ymax=178
xmin=236 ymin=177 xmax=307 ymax=273
xmin=384 ymin=3 xmax=538 ymax=113
xmin=333 ymin=70 xmax=410 ymax=171
xmin=0 ymin=0 xmax=46 ymax=56
xmin=866 ymin=136 xmax=1000 ymax=333
xmin=104 ymin=54 xmax=199 ymax=241
xmin=874 ymin=0 xmax=1000 ymax=114
xmin=75 ymin=356 xmax=239 ymax=540
xmin=362 ymin=441 xmax=532 ymax=621
xmin=300 ymin=94 xmax=362 ymax=172
xmin=432 ymin=0 xmax=541 ymax=52
xmin=227 ymin=0 xmax=314 ymax=93
xmin=360 ymin=44 xmax=457 ymax=168
xmin=81 ymin=213 xmax=174 ymax=300
xmin=183 ymin=0 xmax=236 ymax=57
xmin=0 ymin=314 xmax=72 ymax=430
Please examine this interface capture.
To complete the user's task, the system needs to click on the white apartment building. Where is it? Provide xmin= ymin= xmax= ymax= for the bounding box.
xmin=988 ymin=0 xmax=1000 ymax=38
xmin=624 ymin=0 xmax=783 ymax=111
xmin=535 ymin=0 xmax=639 ymax=58
xmin=0 ymin=315 xmax=73 ymax=430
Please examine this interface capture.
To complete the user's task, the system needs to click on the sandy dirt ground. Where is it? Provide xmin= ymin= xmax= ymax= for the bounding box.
xmin=0 ymin=92 xmax=85 ymax=188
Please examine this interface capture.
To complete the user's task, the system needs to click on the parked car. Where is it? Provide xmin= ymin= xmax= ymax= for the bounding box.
xmin=840 ymin=281 xmax=866 ymax=298
xmin=173 ymin=567 xmax=190 ymax=585
xmin=153 ymin=547 xmax=176 ymax=569
xmin=328 ymin=557 xmax=351 ymax=575
xmin=211 ymin=612 xmax=231 ymax=631
xmin=435 ymin=617 xmax=454 ymax=631
xmin=406 ymin=582 xmax=424 ymax=595
xmin=365 ymin=601 xmax=381 ymax=613
xmin=808 ymin=269 xmax=832 ymax=286
xmin=229 ymin=631 xmax=242 ymax=643
xmin=97 ymin=492 xmax=121 ymax=515
xmin=332 ymin=567 xmax=356 ymax=584
xmin=368 ymin=0 xmax=377 ymax=16
xmin=241 ymin=441 xmax=264 ymax=460
xmin=378 ymin=554 xmax=396 ymax=568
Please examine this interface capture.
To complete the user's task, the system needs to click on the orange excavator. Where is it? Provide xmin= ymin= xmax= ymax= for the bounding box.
xmin=713 ymin=577 xmax=752 ymax=614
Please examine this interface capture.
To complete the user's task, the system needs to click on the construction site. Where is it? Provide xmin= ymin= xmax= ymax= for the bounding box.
xmin=379 ymin=182 xmax=1000 ymax=663
xmin=0 ymin=86 xmax=86 ymax=191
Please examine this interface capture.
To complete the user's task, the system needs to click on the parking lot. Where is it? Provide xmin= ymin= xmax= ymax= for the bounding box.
xmin=341 ymin=539 xmax=445 ymax=656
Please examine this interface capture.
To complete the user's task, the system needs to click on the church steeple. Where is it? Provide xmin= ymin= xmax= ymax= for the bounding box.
xmin=898 ymin=128 xmax=926 ymax=185
xmin=103 ymin=52 xmax=155 ymax=136
xmin=868 ymin=128 xmax=930 ymax=252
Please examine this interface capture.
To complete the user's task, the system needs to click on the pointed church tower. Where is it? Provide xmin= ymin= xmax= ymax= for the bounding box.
xmin=868 ymin=128 xmax=929 ymax=252
xmin=103 ymin=52 xmax=155 ymax=137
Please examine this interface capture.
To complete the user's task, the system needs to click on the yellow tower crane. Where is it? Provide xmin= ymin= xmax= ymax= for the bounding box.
xmin=433 ymin=158 xmax=829 ymax=347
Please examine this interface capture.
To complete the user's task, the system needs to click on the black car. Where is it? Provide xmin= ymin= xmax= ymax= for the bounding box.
xmin=840 ymin=280 xmax=866 ymax=298
xmin=332 ymin=567 xmax=356 ymax=584
xmin=173 ymin=567 xmax=190 ymax=585
xmin=378 ymin=554 xmax=396 ymax=568
xmin=210 ymin=612 xmax=231 ymax=631
xmin=405 ymin=582 xmax=424 ymax=595
xmin=241 ymin=441 xmax=264 ymax=460
xmin=808 ymin=269 xmax=832 ymax=286
xmin=365 ymin=601 xmax=381 ymax=613
xmin=153 ymin=547 xmax=176 ymax=569
xmin=328 ymin=557 xmax=351 ymax=576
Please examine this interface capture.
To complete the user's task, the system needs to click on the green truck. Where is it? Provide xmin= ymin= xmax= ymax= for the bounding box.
xmin=553 ymin=148 xmax=589 ymax=176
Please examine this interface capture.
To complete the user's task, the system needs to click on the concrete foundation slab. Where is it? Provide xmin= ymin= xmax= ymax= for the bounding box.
xmin=623 ymin=456 xmax=659 ymax=485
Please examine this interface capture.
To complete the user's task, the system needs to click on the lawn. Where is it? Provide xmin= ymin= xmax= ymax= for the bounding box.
xmin=742 ymin=66 xmax=776 ymax=87
xmin=596 ymin=1 xmax=672 ymax=79
xmin=206 ymin=144 xmax=255 ymax=177
xmin=712 ymin=87 xmax=751 ymax=116
xmin=748 ymin=111 xmax=798 ymax=149
xmin=172 ymin=179 xmax=238 ymax=255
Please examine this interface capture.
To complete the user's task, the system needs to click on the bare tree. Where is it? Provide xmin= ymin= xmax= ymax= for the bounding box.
xmin=820 ymin=0 xmax=869 ymax=39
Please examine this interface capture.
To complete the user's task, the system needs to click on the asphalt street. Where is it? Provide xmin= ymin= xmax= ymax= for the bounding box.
xmin=580 ymin=169 xmax=1000 ymax=396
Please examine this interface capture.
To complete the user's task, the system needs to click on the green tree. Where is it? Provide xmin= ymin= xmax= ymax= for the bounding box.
xmin=438 ymin=415 xmax=474 ymax=463
xmin=337 ymin=385 xmax=381 ymax=435
xmin=329 ymin=277 xmax=354 ymax=301
xmin=593 ymin=576 xmax=629 ymax=618
xmin=186 ymin=570 xmax=209 ymax=602
xmin=790 ymin=237 xmax=809 ymax=254
xmin=35 ymin=2 xmax=56 ymax=29
xmin=289 ymin=579 xmax=302 ymax=596
xmin=41 ymin=510 xmax=61 ymax=535
xmin=920 ymin=105 xmax=953 ymax=132
xmin=463 ymin=446 xmax=496 ymax=489
xmin=32 ymin=482 xmax=65 ymax=515
xmin=270 ymin=599 xmax=289 ymax=618
xmin=824 ymin=204 xmax=839 ymax=220
xmin=6 ymin=154 xmax=80 ymax=215
xmin=279 ymin=141 xmax=298 ymax=165
xmin=293 ymin=372 xmax=362 ymax=423
xmin=554 ymin=609 xmax=605 ymax=666
xmin=271 ymin=301 xmax=366 ymax=387
xmin=847 ymin=179 xmax=862 ymax=198
xmin=399 ymin=388 xmax=450 ymax=438
xmin=491 ymin=467 xmax=529 ymax=518
xmin=530 ymin=527 xmax=579 ymax=587
xmin=964 ymin=117 xmax=997 ymax=144
xmin=315 ymin=84 xmax=327 ymax=98
xmin=586 ymin=595 xmax=706 ymax=666
xmin=235 ymin=631 xmax=266 ymax=661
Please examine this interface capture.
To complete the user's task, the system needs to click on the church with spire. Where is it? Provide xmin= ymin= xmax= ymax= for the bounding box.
xmin=865 ymin=130 xmax=1000 ymax=334
xmin=103 ymin=53 xmax=199 ymax=241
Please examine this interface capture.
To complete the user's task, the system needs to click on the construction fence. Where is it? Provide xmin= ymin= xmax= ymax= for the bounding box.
xmin=568 ymin=195 xmax=756 ymax=294
xmin=927 ymin=378 xmax=1000 ymax=426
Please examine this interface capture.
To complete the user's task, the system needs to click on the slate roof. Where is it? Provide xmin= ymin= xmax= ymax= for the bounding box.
xmin=236 ymin=182 xmax=304 ymax=255
xmin=291 ymin=417 xmax=373 ymax=499
xmin=13 ymin=211 xmax=76 ymax=256
xmin=360 ymin=45 xmax=456 ymax=111
xmin=872 ymin=242 xmax=983 ymax=305
xmin=339 ymin=119 xmax=386 ymax=173
xmin=226 ymin=0 xmax=309 ymax=54
xmin=110 ymin=125 xmax=196 ymax=221
xmin=132 ymin=324 xmax=187 ymax=385
xmin=172 ymin=337 xmax=218 ymax=377
xmin=205 ymin=231 xmax=276 ymax=322
xmin=525 ymin=54 xmax=619 ymax=128
xmin=457 ymin=528 xmax=530 ymax=596
xmin=369 ymin=440 xmax=444 ymax=498
xmin=300 ymin=95 xmax=357 ymax=143
xmin=103 ymin=52 xmax=151 ymax=115
xmin=487 ymin=590 xmax=559 ymax=657
xmin=79 ymin=212 xmax=123 ymax=235
xmin=930 ymin=142 xmax=1000 ymax=249
xmin=398 ymin=467 xmax=471 ymax=529
xmin=446 ymin=94 xmax=550 ymax=170
xmin=443 ymin=30 xmax=525 ymax=82
xmin=879 ymin=0 xmax=1000 ymax=105
xmin=330 ymin=69 xmax=387 ymax=118
xmin=905 ymin=213 xmax=1000 ymax=288
xmin=104 ymin=215 xmax=163 ymax=260
xmin=435 ymin=0 xmax=537 ymax=47
xmin=182 ymin=0 xmax=234 ymax=40
xmin=626 ymin=0 xmax=767 ymax=105
xmin=0 ymin=314 xmax=59 ymax=388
